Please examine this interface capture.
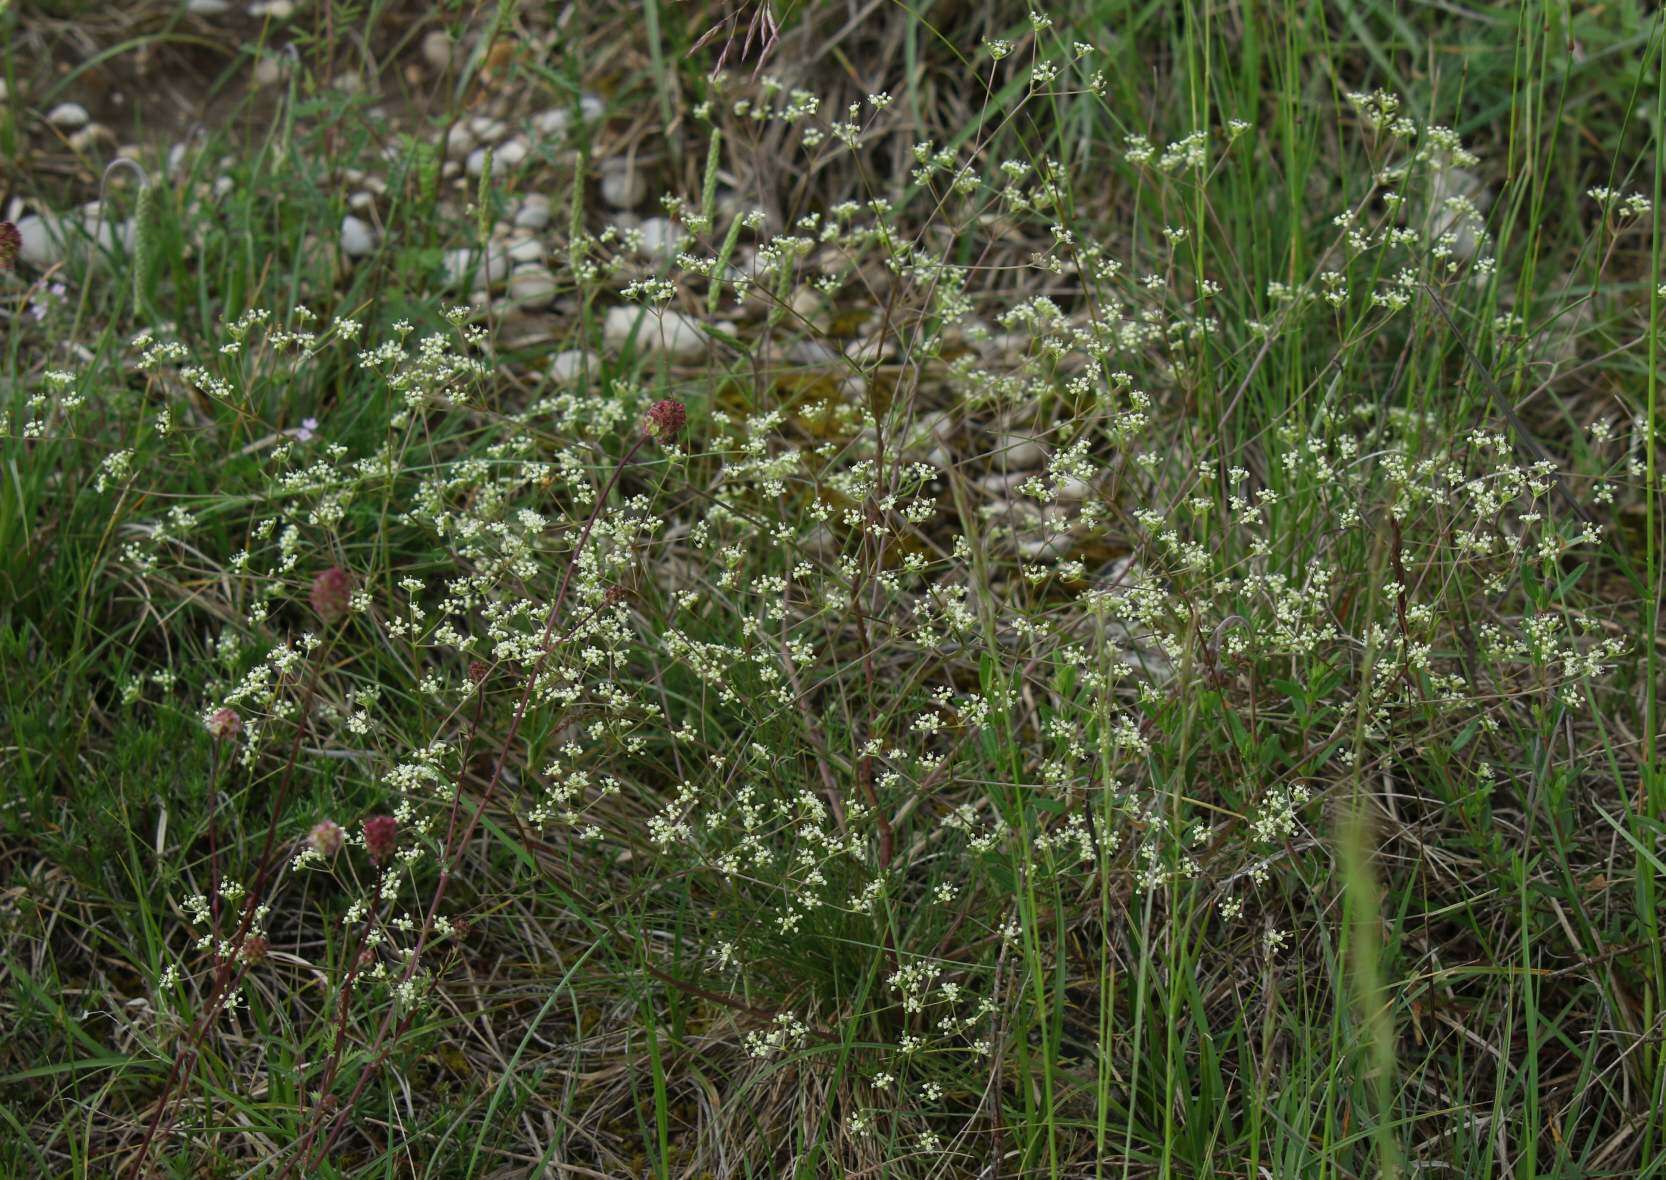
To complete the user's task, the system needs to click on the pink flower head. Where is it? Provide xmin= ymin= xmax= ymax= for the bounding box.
xmin=206 ymin=707 xmax=242 ymax=742
xmin=310 ymin=566 xmax=353 ymax=623
xmin=0 ymin=221 xmax=20 ymax=271
xmin=362 ymin=814 xmax=398 ymax=865
xmin=308 ymin=819 xmax=345 ymax=857
xmin=642 ymin=399 xmax=686 ymax=440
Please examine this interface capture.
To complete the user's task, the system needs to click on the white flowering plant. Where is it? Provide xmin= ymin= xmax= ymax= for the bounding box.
xmin=0 ymin=4 xmax=1660 ymax=1179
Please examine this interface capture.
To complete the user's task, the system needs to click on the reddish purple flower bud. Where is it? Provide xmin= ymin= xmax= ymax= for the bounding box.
xmin=308 ymin=819 xmax=344 ymax=857
xmin=310 ymin=566 xmax=353 ymax=623
xmin=642 ymin=398 xmax=686 ymax=440
xmin=0 ymin=221 xmax=21 ymax=271
xmin=239 ymin=934 xmax=269 ymax=963
xmin=361 ymin=814 xmax=398 ymax=865
xmin=206 ymin=707 xmax=242 ymax=742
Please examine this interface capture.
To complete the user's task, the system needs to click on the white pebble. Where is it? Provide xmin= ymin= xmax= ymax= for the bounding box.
xmin=420 ymin=30 xmax=453 ymax=71
xmin=604 ymin=306 xmax=708 ymax=360
xmin=76 ymin=209 xmax=134 ymax=255
xmin=786 ymin=341 xmax=838 ymax=366
xmin=514 ymin=194 xmax=551 ymax=230
xmin=441 ymin=124 xmax=475 ymax=159
xmin=1018 ymin=534 xmax=1073 ymax=561
xmin=506 ymin=235 xmax=545 ymax=264
xmin=844 ymin=334 xmax=897 ymax=364
xmin=918 ymin=410 xmax=956 ymax=446
xmin=495 ymin=138 xmax=529 ymax=168
xmin=15 ymin=214 xmax=61 ymax=267
xmin=339 ymin=215 xmax=377 ymax=258
xmin=548 ymin=350 xmax=589 ymax=384
xmin=67 ymin=124 xmax=113 ymax=153
xmin=508 ymin=266 xmax=558 ymax=306
xmin=996 ymin=432 xmax=1046 ymax=469
xmin=637 ymin=216 xmax=685 ymax=256
xmin=46 ymin=102 xmax=90 ymax=130
xmin=468 ymin=115 xmax=508 ymax=143
xmin=533 ymin=108 xmax=570 ymax=137
xmin=443 ymin=246 xmax=510 ymax=289
xmin=599 ymin=159 xmax=646 ymax=209
xmin=252 ymin=57 xmax=285 ymax=88
xmin=463 ymin=142 xmax=527 ymax=178
xmin=978 ymin=472 xmax=1030 ymax=495
xmin=789 ymin=287 xmax=823 ymax=323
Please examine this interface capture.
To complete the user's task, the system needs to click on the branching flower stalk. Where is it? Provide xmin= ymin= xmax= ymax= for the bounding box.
xmin=285 ymin=674 xmax=490 ymax=1169
xmin=130 ymin=652 xmax=327 ymax=1179
xmin=284 ymin=402 xmax=686 ymax=1175
xmin=58 ymin=53 xmax=1653 ymax=1174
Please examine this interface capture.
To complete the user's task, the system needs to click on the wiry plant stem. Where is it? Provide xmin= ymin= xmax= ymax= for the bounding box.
xmin=285 ymin=428 xmax=661 ymax=1174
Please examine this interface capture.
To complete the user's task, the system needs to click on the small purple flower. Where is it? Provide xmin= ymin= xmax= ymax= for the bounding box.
xmin=288 ymin=416 xmax=319 ymax=443
xmin=27 ymin=283 xmax=66 ymax=322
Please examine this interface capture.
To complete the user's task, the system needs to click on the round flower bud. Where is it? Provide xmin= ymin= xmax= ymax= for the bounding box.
xmin=361 ymin=814 xmax=398 ymax=865
xmin=308 ymin=819 xmax=345 ymax=857
xmin=206 ymin=707 xmax=242 ymax=742
xmin=642 ymin=398 xmax=686 ymax=440
xmin=310 ymin=566 xmax=353 ymax=623
xmin=0 ymin=221 xmax=21 ymax=271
